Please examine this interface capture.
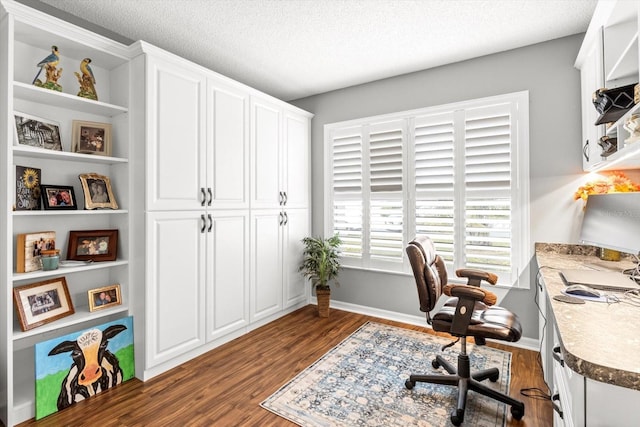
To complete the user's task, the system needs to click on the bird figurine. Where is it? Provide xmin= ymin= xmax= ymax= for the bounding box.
xmin=75 ymin=57 xmax=98 ymax=100
xmin=32 ymin=45 xmax=63 ymax=91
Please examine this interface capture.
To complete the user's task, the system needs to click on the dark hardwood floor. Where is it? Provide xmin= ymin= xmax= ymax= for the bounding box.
xmin=19 ymin=305 xmax=552 ymax=426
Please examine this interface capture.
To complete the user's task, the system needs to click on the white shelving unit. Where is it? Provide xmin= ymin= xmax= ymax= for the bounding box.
xmin=0 ymin=1 xmax=133 ymax=425
xmin=576 ymin=1 xmax=640 ymax=171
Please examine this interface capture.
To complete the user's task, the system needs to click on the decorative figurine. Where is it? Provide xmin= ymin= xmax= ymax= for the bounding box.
xmin=74 ymin=58 xmax=98 ymax=101
xmin=32 ymin=45 xmax=62 ymax=92
xmin=623 ymin=114 xmax=640 ymax=145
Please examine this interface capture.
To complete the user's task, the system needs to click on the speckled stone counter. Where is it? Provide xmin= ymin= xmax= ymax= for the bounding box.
xmin=535 ymin=243 xmax=640 ymax=391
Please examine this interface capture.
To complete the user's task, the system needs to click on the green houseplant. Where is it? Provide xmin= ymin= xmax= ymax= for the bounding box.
xmin=299 ymin=234 xmax=342 ymax=317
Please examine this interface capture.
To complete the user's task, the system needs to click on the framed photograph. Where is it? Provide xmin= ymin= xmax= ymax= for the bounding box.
xmin=72 ymin=120 xmax=112 ymax=156
xmin=67 ymin=229 xmax=118 ymax=262
xmin=14 ymin=112 xmax=62 ymax=151
xmin=13 ymin=277 xmax=74 ymax=331
xmin=41 ymin=185 xmax=77 ymax=210
xmin=88 ymin=284 xmax=122 ymax=312
xmin=16 ymin=231 xmax=56 ymax=273
xmin=78 ymin=173 xmax=118 ymax=209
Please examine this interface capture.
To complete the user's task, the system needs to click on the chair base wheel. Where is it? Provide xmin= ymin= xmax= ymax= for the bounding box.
xmin=489 ymin=372 xmax=499 ymax=382
xmin=405 ymin=379 xmax=415 ymax=390
xmin=432 ymin=359 xmax=440 ymax=369
xmin=511 ymin=403 xmax=525 ymax=420
xmin=450 ymin=408 xmax=464 ymax=426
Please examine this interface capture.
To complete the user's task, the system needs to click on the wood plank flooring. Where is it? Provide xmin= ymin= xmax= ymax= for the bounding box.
xmin=19 ymin=305 xmax=552 ymax=426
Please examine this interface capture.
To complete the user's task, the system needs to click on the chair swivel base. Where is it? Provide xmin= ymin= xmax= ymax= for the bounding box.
xmin=405 ymin=354 xmax=525 ymax=426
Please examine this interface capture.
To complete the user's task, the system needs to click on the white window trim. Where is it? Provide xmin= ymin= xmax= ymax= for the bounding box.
xmin=324 ymin=91 xmax=531 ymax=288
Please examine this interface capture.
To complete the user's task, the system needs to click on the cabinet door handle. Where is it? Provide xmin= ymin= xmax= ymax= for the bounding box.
xmin=207 ymin=188 xmax=213 ymax=206
xmin=207 ymin=214 xmax=213 ymax=232
xmin=283 ymin=191 xmax=288 ymax=206
xmin=283 ymin=211 xmax=288 ymax=226
xmin=200 ymin=214 xmax=207 ymax=233
xmin=200 ymin=188 xmax=207 ymax=207
xmin=551 ymin=393 xmax=564 ymax=419
xmin=583 ymin=140 xmax=589 ymax=162
xmin=279 ymin=191 xmax=283 ymax=206
xmin=279 ymin=211 xmax=284 ymax=226
xmin=552 ymin=345 xmax=564 ymax=367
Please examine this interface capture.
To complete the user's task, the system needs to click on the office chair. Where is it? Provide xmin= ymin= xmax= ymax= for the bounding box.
xmin=405 ymin=235 xmax=525 ymax=426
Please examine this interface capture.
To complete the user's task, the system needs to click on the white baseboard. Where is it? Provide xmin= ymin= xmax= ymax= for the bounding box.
xmin=316 ymin=298 xmax=540 ymax=352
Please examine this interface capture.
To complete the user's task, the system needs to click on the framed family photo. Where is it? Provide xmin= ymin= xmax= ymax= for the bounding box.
xmin=13 ymin=277 xmax=74 ymax=331
xmin=78 ymin=173 xmax=118 ymax=209
xmin=41 ymin=185 xmax=77 ymax=210
xmin=67 ymin=229 xmax=118 ymax=262
xmin=72 ymin=120 xmax=112 ymax=156
xmin=88 ymin=284 xmax=122 ymax=312
xmin=14 ymin=112 xmax=62 ymax=151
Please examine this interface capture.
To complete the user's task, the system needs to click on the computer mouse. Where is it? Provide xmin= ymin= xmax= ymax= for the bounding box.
xmin=564 ymin=284 xmax=601 ymax=298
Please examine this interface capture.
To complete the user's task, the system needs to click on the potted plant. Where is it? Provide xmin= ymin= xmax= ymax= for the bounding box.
xmin=299 ymin=234 xmax=342 ymax=317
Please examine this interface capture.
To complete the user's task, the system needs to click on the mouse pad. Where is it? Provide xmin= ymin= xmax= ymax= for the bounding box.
xmin=553 ymin=294 xmax=585 ymax=304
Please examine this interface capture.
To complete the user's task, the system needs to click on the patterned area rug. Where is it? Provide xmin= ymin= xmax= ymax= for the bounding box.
xmin=261 ymin=322 xmax=512 ymax=426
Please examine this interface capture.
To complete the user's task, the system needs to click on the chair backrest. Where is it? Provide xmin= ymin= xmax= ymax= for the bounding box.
xmin=406 ymin=236 xmax=448 ymax=315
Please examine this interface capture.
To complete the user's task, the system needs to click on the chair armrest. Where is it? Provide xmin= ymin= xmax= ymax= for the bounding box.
xmin=443 ymin=283 xmax=497 ymax=306
xmin=456 ymin=268 xmax=498 ymax=286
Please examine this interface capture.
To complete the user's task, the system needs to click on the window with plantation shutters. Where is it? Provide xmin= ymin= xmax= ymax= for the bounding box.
xmin=325 ymin=92 xmax=529 ymax=287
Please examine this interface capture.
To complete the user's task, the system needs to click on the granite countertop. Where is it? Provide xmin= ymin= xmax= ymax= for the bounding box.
xmin=535 ymin=243 xmax=640 ymax=391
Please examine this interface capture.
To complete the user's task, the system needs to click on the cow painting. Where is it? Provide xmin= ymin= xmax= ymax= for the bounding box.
xmin=48 ymin=324 xmax=126 ymax=410
xmin=35 ymin=316 xmax=134 ymax=420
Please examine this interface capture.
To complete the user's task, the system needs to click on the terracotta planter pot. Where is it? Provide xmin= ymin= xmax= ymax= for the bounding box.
xmin=316 ymin=288 xmax=331 ymax=318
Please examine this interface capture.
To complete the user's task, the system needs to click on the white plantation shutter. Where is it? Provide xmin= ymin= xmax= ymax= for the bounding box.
xmin=464 ymin=104 xmax=513 ymax=276
xmin=331 ymin=127 xmax=363 ymax=258
xmin=414 ymin=113 xmax=456 ymax=263
xmin=325 ymin=92 xmax=529 ymax=286
xmin=369 ymin=121 xmax=404 ymax=262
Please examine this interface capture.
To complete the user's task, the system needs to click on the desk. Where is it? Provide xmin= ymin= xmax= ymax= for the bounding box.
xmin=536 ymin=243 xmax=640 ymax=390
xmin=536 ymin=243 xmax=640 ymax=427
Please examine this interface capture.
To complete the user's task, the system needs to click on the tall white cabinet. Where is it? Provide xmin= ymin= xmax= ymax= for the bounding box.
xmin=130 ymin=43 xmax=311 ymax=380
xmin=0 ymin=1 xmax=133 ymax=424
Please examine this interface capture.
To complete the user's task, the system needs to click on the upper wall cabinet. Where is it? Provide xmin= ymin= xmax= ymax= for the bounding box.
xmin=576 ymin=1 xmax=640 ymax=171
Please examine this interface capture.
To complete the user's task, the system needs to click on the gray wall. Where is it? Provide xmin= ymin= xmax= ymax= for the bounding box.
xmin=291 ymin=34 xmax=587 ymax=340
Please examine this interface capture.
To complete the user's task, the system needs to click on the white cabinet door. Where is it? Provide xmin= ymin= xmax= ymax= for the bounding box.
xmin=146 ymin=55 xmax=207 ymax=211
xmin=206 ymin=210 xmax=250 ymax=341
xmin=283 ymin=208 xmax=310 ymax=308
xmin=208 ymin=79 xmax=249 ymax=209
xmin=250 ymin=209 xmax=283 ymax=322
xmin=283 ymin=110 xmax=310 ymax=209
xmin=251 ymin=97 xmax=282 ymax=209
xmin=579 ymin=30 xmax=604 ymax=171
xmin=146 ymin=211 xmax=206 ymax=367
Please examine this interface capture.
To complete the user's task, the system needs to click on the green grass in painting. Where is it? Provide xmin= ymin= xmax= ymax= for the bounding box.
xmin=35 ymin=344 xmax=135 ymax=420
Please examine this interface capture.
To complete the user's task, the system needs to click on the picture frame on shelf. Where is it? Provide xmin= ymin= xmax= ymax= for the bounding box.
xmin=15 ymin=165 xmax=42 ymax=211
xmin=40 ymin=185 xmax=77 ymax=210
xmin=78 ymin=173 xmax=118 ymax=209
xmin=13 ymin=277 xmax=75 ymax=332
xmin=16 ymin=230 xmax=56 ymax=273
xmin=71 ymin=120 xmax=112 ymax=156
xmin=66 ymin=229 xmax=118 ymax=262
xmin=14 ymin=112 xmax=62 ymax=151
xmin=88 ymin=284 xmax=122 ymax=312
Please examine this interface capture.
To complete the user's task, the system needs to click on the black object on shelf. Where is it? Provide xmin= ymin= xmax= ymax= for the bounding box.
xmin=598 ymin=135 xmax=617 ymax=158
xmin=592 ymin=83 xmax=637 ymax=125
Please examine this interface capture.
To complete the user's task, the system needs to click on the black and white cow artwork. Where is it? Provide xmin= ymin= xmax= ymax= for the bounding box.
xmin=48 ymin=324 xmax=127 ymax=410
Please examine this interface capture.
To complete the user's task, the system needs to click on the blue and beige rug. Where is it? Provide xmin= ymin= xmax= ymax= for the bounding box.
xmin=261 ymin=321 xmax=512 ymax=426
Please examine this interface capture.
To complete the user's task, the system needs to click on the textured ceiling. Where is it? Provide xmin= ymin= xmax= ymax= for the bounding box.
xmin=30 ymin=0 xmax=597 ymax=101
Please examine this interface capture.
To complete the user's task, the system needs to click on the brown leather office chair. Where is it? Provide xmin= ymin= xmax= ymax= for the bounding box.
xmin=405 ymin=235 xmax=525 ymax=425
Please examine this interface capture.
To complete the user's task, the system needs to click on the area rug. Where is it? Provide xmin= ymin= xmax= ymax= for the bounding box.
xmin=261 ymin=321 xmax=512 ymax=426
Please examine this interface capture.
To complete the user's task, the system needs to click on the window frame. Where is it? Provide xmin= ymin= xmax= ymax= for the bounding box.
xmin=324 ymin=91 xmax=530 ymax=288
